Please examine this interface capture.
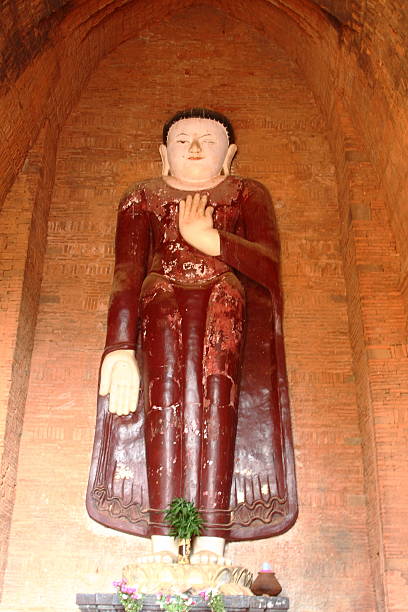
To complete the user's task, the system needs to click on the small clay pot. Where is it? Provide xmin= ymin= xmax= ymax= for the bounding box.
xmin=251 ymin=571 xmax=282 ymax=596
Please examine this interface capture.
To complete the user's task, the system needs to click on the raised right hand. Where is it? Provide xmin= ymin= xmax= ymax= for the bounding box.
xmin=178 ymin=192 xmax=220 ymax=256
xmin=99 ymin=349 xmax=140 ymax=416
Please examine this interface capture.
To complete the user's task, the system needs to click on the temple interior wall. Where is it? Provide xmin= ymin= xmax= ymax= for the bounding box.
xmin=0 ymin=1 xmax=407 ymax=611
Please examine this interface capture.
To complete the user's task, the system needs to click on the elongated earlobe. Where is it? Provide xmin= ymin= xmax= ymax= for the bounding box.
xmin=222 ymin=144 xmax=237 ymax=176
xmin=159 ymin=144 xmax=170 ymax=176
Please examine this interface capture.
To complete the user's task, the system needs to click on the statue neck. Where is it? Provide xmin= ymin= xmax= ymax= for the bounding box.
xmin=162 ymin=174 xmax=226 ymax=191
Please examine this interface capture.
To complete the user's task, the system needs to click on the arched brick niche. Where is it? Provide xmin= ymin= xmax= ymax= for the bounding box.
xmin=0 ymin=1 xmax=407 ymax=611
xmin=1 ymin=0 xmax=408 ymax=288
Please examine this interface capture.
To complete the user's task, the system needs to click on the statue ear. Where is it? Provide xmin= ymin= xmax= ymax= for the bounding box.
xmin=159 ymin=144 xmax=170 ymax=176
xmin=222 ymin=144 xmax=237 ymax=176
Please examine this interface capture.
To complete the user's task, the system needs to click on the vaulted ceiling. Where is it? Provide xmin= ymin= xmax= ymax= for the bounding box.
xmin=0 ymin=0 xmax=405 ymax=92
xmin=310 ymin=0 xmax=360 ymax=25
xmin=1 ymin=0 xmax=407 ymax=292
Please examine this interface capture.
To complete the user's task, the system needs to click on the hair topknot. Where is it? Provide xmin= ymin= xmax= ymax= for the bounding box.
xmin=162 ymin=108 xmax=235 ymax=144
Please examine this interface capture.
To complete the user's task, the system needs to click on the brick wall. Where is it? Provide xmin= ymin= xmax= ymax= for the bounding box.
xmin=1 ymin=6 xmax=376 ymax=611
xmin=0 ymin=121 xmax=59 ymax=596
xmin=0 ymin=1 xmax=407 ymax=611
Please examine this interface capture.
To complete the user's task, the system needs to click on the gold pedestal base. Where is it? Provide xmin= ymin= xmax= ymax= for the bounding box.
xmin=123 ymin=563 xmax=253 ymax=595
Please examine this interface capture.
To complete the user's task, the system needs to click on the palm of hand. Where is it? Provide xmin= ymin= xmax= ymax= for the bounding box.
xmin=99 ymin=349 xmax=140 ymax=416
xmin=178 ymin=192 xmax=220 ymax=256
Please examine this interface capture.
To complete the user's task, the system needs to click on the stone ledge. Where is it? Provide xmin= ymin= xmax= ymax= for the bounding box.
xmin=76 ymin=594 xmax=290 ymax=611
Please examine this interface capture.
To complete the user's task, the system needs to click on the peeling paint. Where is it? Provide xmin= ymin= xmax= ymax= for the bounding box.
xmin=114 ymin=463 xmax=134 ymax=480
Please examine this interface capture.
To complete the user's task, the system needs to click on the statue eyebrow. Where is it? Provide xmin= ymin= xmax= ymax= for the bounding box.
xmin=174 ymin=132 xmax=214 ymax=138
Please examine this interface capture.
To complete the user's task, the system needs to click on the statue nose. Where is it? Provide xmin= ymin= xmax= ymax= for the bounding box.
xmin=189 ymin=139 xmax=201 ymax=153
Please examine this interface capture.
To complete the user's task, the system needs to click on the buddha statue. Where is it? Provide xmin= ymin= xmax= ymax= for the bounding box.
xmin=86 ymin=108 xmax=297 ymax=566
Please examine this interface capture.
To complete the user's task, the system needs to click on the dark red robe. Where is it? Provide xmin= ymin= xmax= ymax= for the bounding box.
xmin=86 ymin=175 xmax=298 ymax=541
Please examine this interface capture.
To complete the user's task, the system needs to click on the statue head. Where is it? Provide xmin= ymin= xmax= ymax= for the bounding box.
xmin=160 ymin=108 xmax=237 ymax=183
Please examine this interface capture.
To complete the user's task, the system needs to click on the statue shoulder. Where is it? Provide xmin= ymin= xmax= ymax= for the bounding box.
xmin=118 ymin=177 xmax=165 ymax=212
xmin=235 ymin=177 xmax=275 ymax=211
xmin=239 ymin=176 xmax=271 ymax=195
xmin=118 ymin=185 xmax=143 ymax=212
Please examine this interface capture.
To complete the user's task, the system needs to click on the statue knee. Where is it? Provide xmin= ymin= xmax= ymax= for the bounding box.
xmin=149 ymin=376 xmax=180 ymax=408
xmin=205 ymin=373 xmax=235 ymax=407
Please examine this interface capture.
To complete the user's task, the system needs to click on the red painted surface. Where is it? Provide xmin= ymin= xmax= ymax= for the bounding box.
xmin=87 ymin=176 xmax=297 ymax=540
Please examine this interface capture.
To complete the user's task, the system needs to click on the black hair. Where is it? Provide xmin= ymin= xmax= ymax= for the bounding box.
xmin=162 ymin=108 xmax=235 ymax=144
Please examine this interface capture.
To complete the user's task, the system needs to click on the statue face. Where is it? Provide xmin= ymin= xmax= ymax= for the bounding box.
xmin=164 ymin=118 xmax=232 ymax=182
